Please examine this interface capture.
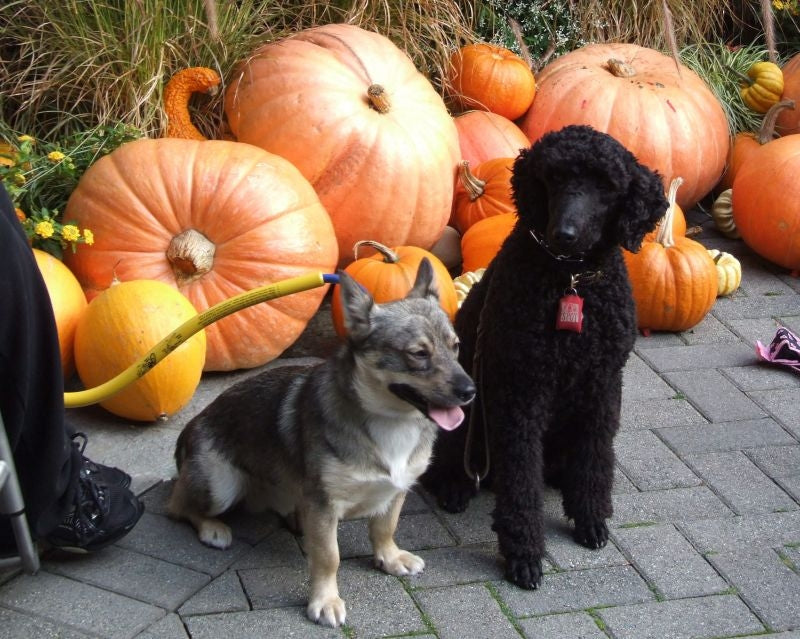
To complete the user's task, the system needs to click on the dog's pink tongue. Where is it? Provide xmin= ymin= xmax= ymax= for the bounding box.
xmin=428 ymin=405 xmax=465 ymax=431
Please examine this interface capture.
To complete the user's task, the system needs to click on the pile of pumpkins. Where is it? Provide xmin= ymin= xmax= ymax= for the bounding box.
xmin=36 ymin=23 xmax=800 ymax=422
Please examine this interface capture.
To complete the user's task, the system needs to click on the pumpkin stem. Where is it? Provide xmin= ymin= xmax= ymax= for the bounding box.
xmin=367 ymin=84 xmax=391 ymax=114
xmin=163 ymin=67 xmax=221 ymax=140
xmin=458 ymin=161 xmax=486 ymax=201
xmin=353 ymin=240 xmax=398 ymax=263
xmin=606 ymin=58 xmax=636 ymax=78
xmin=757 ymin=98 xmax=796 ymax=144
xmin=655 ymin=177 xmax=683 ymax=248
xmin=166 ymin=229 xmax=216 ymax=285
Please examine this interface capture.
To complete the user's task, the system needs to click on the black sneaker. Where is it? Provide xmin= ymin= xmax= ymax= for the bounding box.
xmin=46 ymin=465 xmax=144 ymax=553
xmin=71 ymin=432 xmax=131 ymax=488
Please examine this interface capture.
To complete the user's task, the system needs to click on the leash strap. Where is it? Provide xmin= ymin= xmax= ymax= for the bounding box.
xmin=463 ymin=294 xmax=491 ymax=489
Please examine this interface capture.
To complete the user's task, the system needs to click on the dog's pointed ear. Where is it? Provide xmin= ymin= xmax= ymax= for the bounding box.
xmin=618 ymin=163 xmax=670 ymax=252
xmin=338 ymin=270 xmax=374 ymax=339
xmin=406 ymin=257 xmax=439 ymax=302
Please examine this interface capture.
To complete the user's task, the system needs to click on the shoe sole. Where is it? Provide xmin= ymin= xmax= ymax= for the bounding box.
xmin=48 ymin=501 xmax=144 ymax=554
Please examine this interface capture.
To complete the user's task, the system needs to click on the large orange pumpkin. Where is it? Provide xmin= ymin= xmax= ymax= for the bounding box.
xmin=518 ymin=44 xmax=729 ymax=211
xmin=33 ymin=248 xmax=88 ymax=378
xmin=454 ymin=111 xmax=530 ymax=168
xmin=63 ymin=138 xmax=338 ymax=372
xmin=224 ymin=23 xmax=459 ymax=267
xmin=719 ymin=99 xmax=795 ymax=192
xmin=74 ymin=279 xmax=206 ymax=422
xmin=330 ymin=241 xmax=457 ymax=337
xmin=776 ymin=54 xmax=800 ymax=135
xmin=732 ymin=134 xmax=800 ymax=271
xmin=623 ymin=179 xmax=718 ymax=332
xmin=460 ymin=212 xmax=516 ymax=273
xmin=447 ymin=43 xmax=536 ymax=120
xmin=451 ymin=157 xmax=515 ymax=234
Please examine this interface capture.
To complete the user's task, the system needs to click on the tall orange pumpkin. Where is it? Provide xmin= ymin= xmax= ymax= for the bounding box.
xmin=454 ymin=111 xmax=530 ymax=168
xmin=447 ymin=43 xmax=536 ymax=120
xmin=451 ymin=158 xmax=515 ymax=234
xmin=776 ymin=54 xmax=800 ymax=135
xmin=63 ymin=138 xmax=338 ymax=372
xmin=519 ymin=44 xmax=729 ymax=211
xmin=33 ymin=248 xmax=88 ymax=377
xmin=329 ymin=241 xmax=457 ymax=337
xmin=732 ymin=134 xmax=800 ymax=271
xmin=623 ymin=179 xmax=718 ymax=332
xmin=224 ymin=24 xmax=459 ymax=266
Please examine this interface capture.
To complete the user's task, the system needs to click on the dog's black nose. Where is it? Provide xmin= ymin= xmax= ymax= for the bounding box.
xmin=455 ymin=378 xmax=477 ymax=404
xmin=552 ymin=225 xmax=578 ymax=248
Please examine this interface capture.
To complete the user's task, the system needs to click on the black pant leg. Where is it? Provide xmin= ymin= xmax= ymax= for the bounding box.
xmin=0 ymin=184 xmax=80 ymax=547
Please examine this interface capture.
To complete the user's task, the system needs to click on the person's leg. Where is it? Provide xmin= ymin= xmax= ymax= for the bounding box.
xmin=0 ymin=183 xmax=142 ymax=552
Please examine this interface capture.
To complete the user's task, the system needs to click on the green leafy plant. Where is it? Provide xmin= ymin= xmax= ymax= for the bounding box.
xmin=0 ymin=123 xmax=142 ymax=257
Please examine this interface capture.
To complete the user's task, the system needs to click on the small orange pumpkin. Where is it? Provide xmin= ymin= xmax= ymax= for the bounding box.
xmin=451 ymin=158 xmax=515 ymax=234
xmin=163 ymin=67 xmax=221 ymax=140
xmin=623 ymin=178 xmax=718 ymax=332
xmin=454 ymin=111 xmax=530 ymax=168
xmin=447 ymin=43 xmax=536 ymax=120
xmin=460 ymin=212 xmax=516 ymax=274
xmin=330 ymin=241 xmax=457 ymax=337
xmin=33 ymin=248 xmax=88 ymax=377
xmin=74 ymin=279 xmax=206 ymax=422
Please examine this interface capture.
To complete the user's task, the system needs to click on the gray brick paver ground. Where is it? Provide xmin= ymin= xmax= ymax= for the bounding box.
xmin=177 ymin=569 xmax=249 ymax=617
xmin=517 ymin=611 xmax=608 ymax=639
xmin=133 ymin=613 xmax=189 ymax=639
xmin=664 ymin=368 xmax=767 ymax=422
xmin=493 ymin=565 xmax=654 ymax=616
xmin=746 ymin=444 xmax=800 ymax=478
xmin=708 ymin=547 xmax=800 ymax=631
xmin=413 ymin=583 xmax=520 ymax=639
xmin=0 ymin=606 xmax=92 ymax=639
xmin=683 ymin=450 xmax=798 ymax=514
xmin=655 ymin=418 xmax=797 ymax=455
xmin=184 ymin=607 xmax=341 ymax=639
xmin=721 ymin=364 xmax=800 ymax=391
xmin=636 ymin=343 xmax=755 ymax=372
xmin=611 ymin=523 xmax=728 ymax=599
xmin=620 ymin=397 xmax=707 ymax=431
xmin=614 ymin=430 xmax=701 ymax=490
xmin=0 ymin=572 xmax=164 ymax=639
xmin=679 ymin=510 xmax=800 ymax=553
xmin=610 ymin=486 xmax=734 ymax=526
xmin=597 ymin=594 xmax=765 ymax=639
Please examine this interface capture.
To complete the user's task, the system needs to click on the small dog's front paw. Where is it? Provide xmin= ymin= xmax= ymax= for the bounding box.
xmin=573 ymin=519 xmax=609 ymax=549
xmin=197 ymin=520 xmax=233 ymax=549
xmin=505 ymin=554 xmax=543 ymax=590
xmin=307 ymin=595 xmax=346 ymax=627
xmin=375 ymin=549 xmax=425 ymax=576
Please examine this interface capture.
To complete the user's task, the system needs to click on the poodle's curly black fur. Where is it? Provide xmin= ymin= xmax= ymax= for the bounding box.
xmin=422 ymin=125 xmax=668 ymax=590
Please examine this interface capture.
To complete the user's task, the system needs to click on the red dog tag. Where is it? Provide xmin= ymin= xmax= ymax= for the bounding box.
xmin=556 ymin=294 xmax=584 ymax=332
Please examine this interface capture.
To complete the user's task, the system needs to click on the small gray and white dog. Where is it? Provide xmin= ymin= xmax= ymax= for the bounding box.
xmin=167 ymin=258 xmax=475 ymax=627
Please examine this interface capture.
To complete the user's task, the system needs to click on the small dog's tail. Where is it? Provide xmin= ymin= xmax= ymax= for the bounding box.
xmin=174 ymin=428 xmax=189 ymax=471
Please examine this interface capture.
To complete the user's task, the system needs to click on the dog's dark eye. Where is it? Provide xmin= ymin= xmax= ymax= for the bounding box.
xmin=409 ymin=347 xmax=430 ymax=360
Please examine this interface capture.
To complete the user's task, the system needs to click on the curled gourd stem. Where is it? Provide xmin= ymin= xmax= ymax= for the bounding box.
xmin=367 ymin=84 xmax=391 ymax=113
xmin=163 ymin=67 xmax=221 ymax=140
xmin=458 ymin=161 xmax=486 ymax=201
xmin=656 ymin=177 xmax=684 ymax=248
xmin=353 ymin=239 xmax=398 ymax=263
xmin=757 ymin=98 xmax=796 ymax=144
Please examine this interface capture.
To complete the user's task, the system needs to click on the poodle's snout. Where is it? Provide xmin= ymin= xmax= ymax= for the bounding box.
xmin=550 ymin=224 xmax=579 ymax=251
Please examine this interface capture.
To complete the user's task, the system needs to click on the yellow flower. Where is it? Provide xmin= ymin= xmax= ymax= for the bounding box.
xmin=62 ymin=224 xmax=80 ymax=242
xmin=34 ymin=221 xmax=55 ymax=239
xmin=83 ymin=229 xmax=94 ymax=245
xmin=13 ymin=173 xmax=26 ymax=186
xmin=47 ymin=151 xmax=66 ymax=162
xmin=16 ymin=135 xmax=35 ymax=143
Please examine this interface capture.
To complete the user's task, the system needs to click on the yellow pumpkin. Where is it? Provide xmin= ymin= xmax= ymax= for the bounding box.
xmin=74 ymin=279 xmax=206 ymax=422
xmin=33 ymin=248 xmax=88 ymax=378
xmin=453 ymin=268 xmax=486 ymax=308
xmin=707 ymin=249 xmax=742 ymax=297
xmin=740 ymin=61 xmax=784 ymax=114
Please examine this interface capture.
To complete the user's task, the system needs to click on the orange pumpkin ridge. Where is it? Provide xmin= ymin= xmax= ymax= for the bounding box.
xmin=776 ymin=54 xmax=800 ymax=135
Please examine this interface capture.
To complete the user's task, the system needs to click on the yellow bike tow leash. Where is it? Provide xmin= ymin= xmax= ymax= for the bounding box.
xmin=63 ymin=271 xmax=339 ymax=408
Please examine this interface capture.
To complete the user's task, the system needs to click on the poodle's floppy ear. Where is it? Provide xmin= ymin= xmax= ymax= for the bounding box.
xmin=617 ymin=162 xmax=669 ymax=252
xmin=510 ymin=147 xmax=549 ymax=231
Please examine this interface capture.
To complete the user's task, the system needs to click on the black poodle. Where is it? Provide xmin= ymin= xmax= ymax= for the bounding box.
xmin=422 ymin=125 xmax=668 ymax=589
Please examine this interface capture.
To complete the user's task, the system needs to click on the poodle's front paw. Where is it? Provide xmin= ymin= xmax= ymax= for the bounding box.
xmin=505 ymin=554 xmax=543 ymax=590
xmin=435 ymin=480 xmax=477 ymax=513
xmin=573 ymin=519 xmax=609 ymax=549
